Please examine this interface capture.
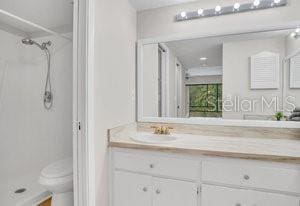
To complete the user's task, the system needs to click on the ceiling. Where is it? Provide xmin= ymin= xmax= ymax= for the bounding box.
xmin=0 ymin=0 xmax=73 ymax=37
xmin=166 ymin=37 xmax=223 ymax=69
xmin=129 ymin=0 xmax=199 ymax=11
xmin=165 ymin=30 xmax=292 ymax=69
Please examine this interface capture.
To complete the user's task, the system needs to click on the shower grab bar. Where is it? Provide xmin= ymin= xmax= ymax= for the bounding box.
xmin=0 ymin=9 xmax=72 ymax=41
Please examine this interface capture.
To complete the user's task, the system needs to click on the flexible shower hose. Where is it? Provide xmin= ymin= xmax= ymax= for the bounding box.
xmin=43 ymin=48 xmax=53 ymax=110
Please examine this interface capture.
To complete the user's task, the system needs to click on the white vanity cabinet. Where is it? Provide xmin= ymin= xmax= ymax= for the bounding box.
xmin=110 ymin=149 xmax=300 ymax=206
xmin=114 ymin=170 xmax=198 ymax=206
xmin=111 ymin=150 xmax=200 ymax=206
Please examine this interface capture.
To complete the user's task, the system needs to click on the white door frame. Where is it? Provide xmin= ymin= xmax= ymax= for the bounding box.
xmin=157 ymin=43 xmax=170 ymax=117
xmin=158 ymin=44 xmax=168 ymax=117
xmin=73 ymin=0 xmax=95 ymax=205
xmin=175 ymin=58 xmax=183 ymax=118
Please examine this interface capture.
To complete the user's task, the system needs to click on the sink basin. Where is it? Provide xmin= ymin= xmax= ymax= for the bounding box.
xmin=130 ymin=132 xmax=178 ymax=144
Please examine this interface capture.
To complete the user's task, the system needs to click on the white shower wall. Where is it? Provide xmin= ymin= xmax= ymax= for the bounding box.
xmin=0 ymin=29 xmax=72 ymax=184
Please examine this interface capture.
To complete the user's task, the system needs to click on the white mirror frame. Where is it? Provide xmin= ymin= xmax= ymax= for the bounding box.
xmin=137 ymin=22 xmax=300 ymax=129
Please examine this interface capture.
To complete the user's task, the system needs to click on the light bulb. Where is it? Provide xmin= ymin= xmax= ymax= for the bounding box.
xmin=180 ymin=11 xmax=187 ymax=18
xmin=291 ymin=32 xmax=297 ymax=38
xmin=215 ymin=5 xmax=222 ymax=13
xmin=234 ymin=3 xmax=240 ymax=10
xmin=200 ymin=57 xmax=208 ymax=61
xmin=253 ymin=0 xmax=260 ymax=7
xmin=197 ymin=9 xmax=204 ymax=15
xmin=296 ymin=28 xmax=300 ymax=33
xmin=274 ymin=0 xmax=281 ymax=3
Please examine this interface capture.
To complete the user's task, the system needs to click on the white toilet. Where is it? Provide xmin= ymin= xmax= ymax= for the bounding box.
xmin=39 ymin=158 xmax=73 ymax=206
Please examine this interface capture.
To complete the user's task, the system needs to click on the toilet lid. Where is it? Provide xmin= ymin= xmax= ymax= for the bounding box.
xmin=41 ymin=158 xmax=73 ymax=178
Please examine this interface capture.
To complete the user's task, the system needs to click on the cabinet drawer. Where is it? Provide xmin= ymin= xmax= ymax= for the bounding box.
xmin=201 ymin=184 xmax=300 ymax=206
xmin=202 ymin=161 xmax=300 ymax=194
xmin=114 ymin=151 xmax=200 ymax=180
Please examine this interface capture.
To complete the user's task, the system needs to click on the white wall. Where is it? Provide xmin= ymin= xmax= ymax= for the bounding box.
xmin=286 ymin=34 xmax=300 ymax=57
xmin=93 ymin=0 xmax=137 ymax=205
xmin=223 ymin=37 xmax=286 ymax=119
xmin=137 ymin=0 xmax=300 ymax=39
xmin=285 ymin=35 xmax=300 ymax=109
xmin=187 ymin=67 xmax=223 ymax=77
xmin=0 ymin=29 xmax=72 ymax=184
xmin=186 ymin=75 xmax=222 ymax=85
xmin=143 ymin=44 xmax=159 ymax=116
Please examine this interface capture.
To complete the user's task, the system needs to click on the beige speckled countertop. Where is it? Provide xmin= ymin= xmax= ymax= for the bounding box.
xmin=108 ymin=123 xmax=300 ymax=163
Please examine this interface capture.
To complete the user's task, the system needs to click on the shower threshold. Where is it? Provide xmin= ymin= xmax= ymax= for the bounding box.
xmin=0 ymin=173 xmax=51 ymax=206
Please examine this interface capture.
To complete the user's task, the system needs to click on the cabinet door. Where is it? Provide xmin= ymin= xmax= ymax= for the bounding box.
xmin=201 ymin=184 xmax=300 ymax=206
xmin=247 ymin=189 xmax=300 ymax=206
xmin=152 ymin=177 xmax=198 ymax=206
xmin=202 ymin=184 xmax=246 ymax=206
xmin=113 ymin=171 xmax=152 ymax=206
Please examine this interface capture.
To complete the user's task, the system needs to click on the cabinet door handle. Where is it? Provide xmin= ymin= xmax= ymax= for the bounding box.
xmin=149 ymin=164 xmax=154 ymax=168
xmin=156 ymin=189 xmax=161 ymax=194
xmin=142 ymin=187 xmax=148 ymax=192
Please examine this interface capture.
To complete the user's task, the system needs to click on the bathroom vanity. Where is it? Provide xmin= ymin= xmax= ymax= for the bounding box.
xmin=108 ymin=123 xmax=300 ymax=206
xmin=120 ymin=25 xmax=300 ymax=205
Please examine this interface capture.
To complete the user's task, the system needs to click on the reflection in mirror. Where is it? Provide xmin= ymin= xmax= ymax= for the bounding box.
xmin=140 ymin=29 xmax=300 ymax=121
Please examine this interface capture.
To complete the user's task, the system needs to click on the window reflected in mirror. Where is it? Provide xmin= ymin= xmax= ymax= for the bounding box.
xmin=188 ymin=84 xmax=222 ymax=118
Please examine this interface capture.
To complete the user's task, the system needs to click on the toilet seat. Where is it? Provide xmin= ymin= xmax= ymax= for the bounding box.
xmin=39 ymin=173 xmax=73 ymax=186
xmin=41 ymin=158 xmax=73 ymax=179
xmin=39 ymin=158 xmax=73 ymax=194
xmin=39 ymin=158 xmax=73 ymax=206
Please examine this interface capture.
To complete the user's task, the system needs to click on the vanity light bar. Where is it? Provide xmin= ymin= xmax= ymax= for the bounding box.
xmin=175 ymin=0 xmax=287 ymax=21
xmin=290 ymin=28 xmax=300 ymax=39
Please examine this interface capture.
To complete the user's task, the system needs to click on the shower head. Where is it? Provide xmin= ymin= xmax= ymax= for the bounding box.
xmin=21 ymin=38 xmax=51 ymax=50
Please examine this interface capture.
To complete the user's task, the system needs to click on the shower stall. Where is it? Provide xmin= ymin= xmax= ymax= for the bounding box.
xmin=0 ymin=1 xmax=74 ymax=205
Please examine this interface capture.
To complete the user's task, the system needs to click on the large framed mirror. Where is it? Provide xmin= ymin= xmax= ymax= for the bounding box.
xmin=137 ymin=27 xmax=300 ymax=126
